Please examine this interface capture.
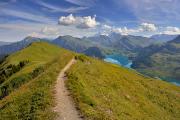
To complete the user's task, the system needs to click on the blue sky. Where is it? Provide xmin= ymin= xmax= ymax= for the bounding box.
xmin=0 ymin=0 xmax=180 ymax=42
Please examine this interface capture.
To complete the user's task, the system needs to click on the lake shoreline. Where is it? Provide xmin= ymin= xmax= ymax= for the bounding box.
xmin=104 ymin=54 xmax=180 ymax=86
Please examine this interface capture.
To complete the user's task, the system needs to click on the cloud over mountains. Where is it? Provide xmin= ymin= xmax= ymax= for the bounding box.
xmin=161 ymin=26 xmax=180 ymax=35
xmin=140 ymin=23 xmax=157 ymax=32
xmin=100 ymin=22 xmax=157 ymax=35
xmin=58 ymin=14 xmax=98 ymax=28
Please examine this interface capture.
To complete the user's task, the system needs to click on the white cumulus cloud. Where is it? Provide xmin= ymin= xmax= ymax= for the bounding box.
xmin=58 ymin=14 xmax=98 ymax=29
xmin=101 ymin=24 xmax=144 ymax=35
xmin=140 ymin=23 xmax=157 ymax=32
xmin=59 ymin=14 xmax=76 ymax=25
xmin=77 ymin=15 xmax=98 ymax=28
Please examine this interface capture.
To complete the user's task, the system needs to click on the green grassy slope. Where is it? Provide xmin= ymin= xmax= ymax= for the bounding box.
xmin=67 ymin=55 xmax=180 ymax=120
xmin=0 ymin=42 xmax=74 ymax=120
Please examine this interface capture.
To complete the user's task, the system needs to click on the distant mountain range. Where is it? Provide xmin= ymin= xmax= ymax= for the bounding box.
xmin=85 ymin=33 xmax=156 ymax=56
xmin=0 ymin=37 xmax=45 ymax=56
xmin=88 ymin=32 xmax=155 ymax=48
xmin=0 ymin=33 xmax=178 ymax=60
xmin=0 ymin=35 xmax=105 ymax=59
xmin=52 ymin=35 xmax=106 ymax=58
xmin=132 ymin=35 xmax=180 ymax=80
xmin=150 ymin=34 xmax=178 ymax=42
xmin=83 ymin=46 xmax=105 ymax=59
xmin=0 ymin=41 xmax=11 ymax=46
xmin=52 ymin=35 xmax=93 ymax=52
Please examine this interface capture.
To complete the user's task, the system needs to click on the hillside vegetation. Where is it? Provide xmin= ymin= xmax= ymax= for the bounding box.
xmin=67 ymin=55 xmax=180 ymax=120
xmin=0 ymin=42 xmax=74 ymax=120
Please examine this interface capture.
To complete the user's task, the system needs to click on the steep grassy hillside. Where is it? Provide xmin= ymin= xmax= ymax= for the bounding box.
xmin=67 ymin=55 xmax=180 ymax=120
xmin=0 ymin=42 xmax=74 ymax=120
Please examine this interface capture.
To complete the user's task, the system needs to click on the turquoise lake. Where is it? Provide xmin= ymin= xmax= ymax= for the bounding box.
xmin=104 ymin=54 xmax=180 ymax=86
xmin=104 ymin=54 xmax=132 ymax=68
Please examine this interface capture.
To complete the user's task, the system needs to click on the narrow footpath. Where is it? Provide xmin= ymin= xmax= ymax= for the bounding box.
xmin=54 ymin=58 xmax=82 ymax=120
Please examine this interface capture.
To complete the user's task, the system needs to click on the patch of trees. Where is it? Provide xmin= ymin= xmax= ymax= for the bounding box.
xmin=0 ymin=55 xmax=8 ymax=64
xmin=75 ymin=54 xmax=89 ymax=62
xmin=0 ymin=66 xmax=44 ymax=99
xmin=0 ymin=60 xmax=29 ymax=84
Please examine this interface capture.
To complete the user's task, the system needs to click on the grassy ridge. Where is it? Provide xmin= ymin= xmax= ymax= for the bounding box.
xmin=0 ymin=42 xmax=179 ymax=120
xmin=0 ymin=42 xmax=63 ymax=99
xmin=0 ymin=42 xmax=74 ymax=120
xmin=5 ymin=41 xmax=62 ymax=65
xmin=67 ymin=55 xmax=180 ymax=120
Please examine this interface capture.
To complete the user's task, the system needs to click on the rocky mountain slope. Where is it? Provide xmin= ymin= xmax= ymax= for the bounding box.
xmin=0 ymin=33 xmax=161 ymax=59
xmin=132 ymin=35 xmax=180 ymax=80
xmin=150 ymin=34 xmax=178 ymax=43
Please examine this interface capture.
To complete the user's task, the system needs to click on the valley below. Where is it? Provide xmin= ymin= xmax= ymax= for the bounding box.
xmin=104 ymin=54 xmax=132 ymax=68
xmin=104 ymin=54 xmax=180 ymax=86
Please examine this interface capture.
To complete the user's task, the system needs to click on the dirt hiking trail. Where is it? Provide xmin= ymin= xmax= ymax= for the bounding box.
xmin=54 ymin=58 xmax=83 ymax=120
